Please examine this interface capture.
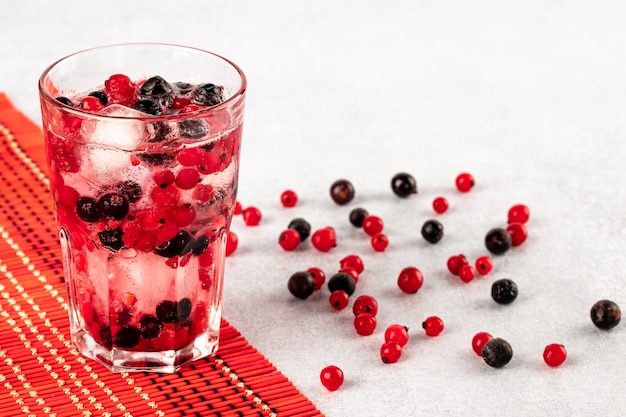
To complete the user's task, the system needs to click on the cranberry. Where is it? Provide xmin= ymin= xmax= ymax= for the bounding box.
xmin=422 ymin=316 xmax=444 ymax=337
xmin=446 ymin=254 xmax=468 ymax=275
xmin=288 ymin=271 xmax=315 ymax=299
xmin=391 ymin=172 xmax=417 ymax=197
xmin=307 ymin=267 xmax=326 ymax=290
xmin=329 ymin=179 xmax=355 ymax=205
xmin=352 ymin=295 xmax=378 ymax=317
xmin=458 ymin=265 xmax=476 ymax=283
xmin=320 ymin=365 xmax=344 ymax=391
xmin=349 ymin=207 xmax=369 ymax=228
xmin=455 ymin=172 xmax=475 ymax=192
xmin=475 ymin=256 xmax=493 ymax=275
xmin=242 ymin=206 xmax=262 ymax=226
xmin=472 ymin=332 xmax=493 ymax=356
xmin=311 ymin=227 xmax=336 ymax=252
xmin=329 ymin=290 xmax=350 ymax=311
xmin=354 ymin=313 xmax=377 ymax=336
xmin=482 ymin=338 xmax=513 ymax=368
xmin=397 ymin=266 xmax=424 ymax=294
xmin=380 ymin=341 xmax=403 ymax=364
xmin=278 ymin=229 xmax=301 ymax=251
xmin=385 ymin=324 xmax=409 ymax=347
xmin=280 ymin=189 xmax=298 ymax=207
xmin=543 ymin=344 xmax=567 ymax=367
xmin=371 ymin=232 xmax=389 ymax=252
xmin=362 ymin=215 xmax=384 ymax=236
xmin=432 ymin=196 xmax=449 ymax=214
xmin=485 ymin=228 xmax=512 ymax=255
xmin=506 ymin=222 xmax=528 ymax=246
xmin=508 ymin=204 xmax=530 ymax=224
xmin=590 ymin=300 xmax=621 ymax=330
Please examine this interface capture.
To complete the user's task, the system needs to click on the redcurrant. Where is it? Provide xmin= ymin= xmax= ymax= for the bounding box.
xmin=432 ymin=196 xmax=449 ymax=214
xmin=352 ymin=295 xmax=378 ymax=317
xmin=320 ymin=365 xmax=344 ymax=391
xmin=233 ymin=201 xmax=242 ymax=215
xmin=371 ymin=232 xmax=389 ymax=252
xmin=506 ymin=222 xmax=528 ymax=246
xmin=311 ymin=227 xmax=336 ymax=252
xmin=339 ymin=266 xmax=359 ymax=283
xmin=307 ymin=267 xmax=326 ymax=290
xmin=79 ymin=96 xmax=104 ymax=112
xmin=329 ymin=290 xmax=350 ymax=311
xmin=242 ymin=206 xmax=262 ymax=226
xmin=458 ymin=265 xmax=476 ymax=283
xmin=422 ymin=316 xmax=444 ymax=337
xmin=471 ymin=332 xmax=493 ymax=356
xmin=354 ymin=313 xmax=377 ymax=336
xmin=446 ymin=254 xmax=468 ymax=275
xmin=225 ymin=231 xmax=238 ymax=256
xmin=543 ymin=343 xmax=567 ymax=367
xmin=380 ymin=341 xmax=403 ymax=364
xmin=362 ymin=215 xmax=384 ymax=236
xmin=397 ymin=266 xmax=424 ymax=294
xmin=280 ymin=189 xmax=298 ymax=207
xmin=175 ymin=168 xmax=200 ymax=190
xmin=455 ymin=172 xmax=475 ymax=192
xmin=340 ymin=254 xmax=364 ymax=275
xmin=278 ymin=229 xmax=301 ymax=251
xmin=475 ymin=256 xmax=493 ymax=275
xmin=384 ymin=324 xmax=409 ymax=347
xmin=508 ymin=204 xmax=530 ymax=224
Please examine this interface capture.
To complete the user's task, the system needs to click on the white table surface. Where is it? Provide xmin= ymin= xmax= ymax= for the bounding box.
xmin=3 ymin=1 xmax=626 ymax=416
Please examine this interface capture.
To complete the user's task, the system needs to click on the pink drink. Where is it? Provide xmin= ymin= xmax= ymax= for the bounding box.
xmin=39 ymin=44 xmax=246 ymax=372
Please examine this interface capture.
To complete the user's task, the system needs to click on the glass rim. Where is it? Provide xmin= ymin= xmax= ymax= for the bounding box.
xmin=38 ymin=42 xmax=247 ymax=122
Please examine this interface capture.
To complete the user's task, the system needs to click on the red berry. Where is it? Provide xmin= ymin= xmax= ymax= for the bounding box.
xmin=446 ymin=254 xmax=468 ymax=275
xmin=329 ymin=290 xmax=350 ymax=311
xmin=104 ymin=73 xmax=137 ymax=106
xmin=370 ymin=232 xmax=389 ymax=252
xmin=180 ymin=104 xmax=202 ymax=113
xmin=307 ymin=267 xmax=326 ymax=290
xmin=475 ymin=256 xmax=493 ymax=276
xmin=58 ymin=185 xmax=79 ymax=207
xmin=233 ymin=200 xmax=243 ymax=215
xmin=339 ymin=266 xmax=359 ymax=283
xmin=385 ymin=324 xmax=409 ymax=347
xmin=280 ymin=189 xmax=298 ymax=207
xmin=432 ymin=196 xmax=449 ymax=214
xmin=352 ymin=295 xmax=378 ymax=317
xmin=458 ymin=265 xmax=476 ymax=283
xmin=177 ymin=148 xmax=203 ymax=166
xmin=543 ymin=343 xmax=567 ymax=367
xmin=397 ymin=266 xmax=424 ymax=294
xmin=508 ymin=204 xmax=530 ymax=224
xmin=362 ymin=215 xmax=384 ymax=236
xmin=175 ymin=168 xmax=200 ymax=190
xmin=225 ymin=231 xmax=238 ymax=256
xmin=455 ymin=172 xmax=475 ymax=192
xmin=169 ymin=204 xmax=196 ymax=227
xmin=153 ymin=169 xmax=176 ymax=188
xmin=340 ymin=254 xmax=364 ymax=275
xmin=311 ymin=227 xmax=336 ymax=252
xmin=242 ymin=206 xmax=262 ymax=226
xmin=278 ymin=229 xmax=301 ymax=251
xmin=422 ymin=316 xmax=444 ymax=336
xmin=192 ymin=183 xmax=215 ymax=203
xmin=354 ymin=313 xmax=377 ymax=336
xmin=171 ymin=96 xmax=191 ymax=110
xmin=79 ymin=96 xmax=104 ymax=112
xmin=320 ymin=365 xmax=344 ymax=391
xmin=471 ymin=332 xmax=493 ymax=356
xmin=506 ymin=222 xmax=528 ymax=246
xmin=380 ymin=341 xmax=403 ymax=364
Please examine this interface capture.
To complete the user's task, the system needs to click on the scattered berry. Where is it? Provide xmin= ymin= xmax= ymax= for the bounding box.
xmin=330 ymin=179 xmax=355 ymax=205
xmin=380 ymin=341 xmax=403 ymax=364
xmin=287 ymin=217 xmax=311 ymax=241
xmin=446 ymin=254 xmax=468 ymax=275
xmin=432 ymin=196 xmax=449 ymax=214
xmin=475 ymin=256 xmax=493 ymax=275
xmin=491 ymin=279 xmax=518 ymax=305
xmin=340 ymin=254 xmax=364 ymax=275
xmin=421 ymin=219 xmax=444 ymax=244
xmin=590 ymin=300 xmax=621 ymax=330
xmin=280 ymin=189 xmax=298 ymax=207
xmin=485 ymin=227 xmax=512 ymax=255
xmin=279 ymin=229 xmax=301 ymax=251
xmin=371 ymin=232 xmax=389 ymax=252
xmin=225 ymin=231 xmax=238 ymax=256
xmin=327 ymin=272 xmax=356 ymax=296
xmin=391 ymin=172 xmax=417 ymax=197
xmin=352 ymin=295 xmax=378 ymax=317
xmin=329 ymin=290 xmax=350 ymax=311
xmin=472 ymin=332 xmax=493 ymax=356
xmin=311 ymin=227 xmax=336 ymax=252
xmin=307 ymin=267 xmax=326 ymax=290
xmin=508 ymin=204 xmax=530 ymax=224
xmin=339 ymin=266 xmax=359 ymax=283
xmin=288 ymin=271 xmax=315 ymax=300
xmin=397 ymin=266 xmax=424 ymax=294
xmin=422 ymin=316 xmax=444 ymax=337
xmin=458 ymin=265 xmax=476 ymax=283
xmin=242 ymin=206 xmax=262 ymax=226
xmin=354 ymin=313 xmax=377 ymax=336
xmin=481 ymin=338 xmax=513 ymax=368
xmin=543 ymin=344 xmax=567 ymax=367
xmin=385 ymin=324 xmax=409 ymax=347
xmin=455 ymin=172 xmax=475 ymax=192
xmin=320 ymin=365 xmax=344 ymax=391
xmin=362 ymin=215 xmax=384 ymax=236
xmin=506 ymin=222 xmax=528 ymax=246
xmin=349 ymin=207 xmax=369 ymax=227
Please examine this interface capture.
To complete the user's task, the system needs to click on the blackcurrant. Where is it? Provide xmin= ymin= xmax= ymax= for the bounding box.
xmin=288 ymin=271 xmax=315 ymax=299
xmin=176 ymin=298 xmax=193 ymax=322
xmin=288 ymin=218 xmax=311 ymax=241
xmin=98 ymin=227 xmax=124 ymax=252
xmin=156 ymin=300 xmax=179 ymax=323
xmin=590 ymin=299 xmax=621 ymax=330
xmin=155 ymin=230 xmax=193 ymax=258
xmin=421 ymin=219 xmax=444 ymax=244
xmin=113 ymin=325 xmax=141 ymax=349
xmin=88 ymin=90 xmax=108 ymax=105
xmin=174 ymin=81 xmax=194 ymax=95
xmin=481 ymin=338 xmax=513 ymax=368
xmin=114 ymin=180 xmax=142 ymax=203
xmin=491 ymin=279 xmax=518 ymax=305
xmin=485 ymin=228 xmax=512 ymax=255
xmin=330 ymin=179 xmax=355 ymax=205
xmin=327 ymin=272 xmax=356 ymax=296
xmin=178 ymin=119 xmax=208 ymax=139
xmin=349 ymin=207 xmax=369 ymax=228
xmin=97 ymin=193 xmax=129 ymax=220
xmin=55 ymin=96 xmax=74 ymax=107
xmin=140 ymin=75 xmax=174 ymax=107
xmin=191 ymin=235 xmax=209 ymax=256
xmin=134 ymin=98 xmax=163 ymax=116
xmin=391 ymin=172 xmax=417 ymax=197
xmin=192 ymin=83 xmax=224 ymax=107
xmin=76 ymin=196 xmax=101 ymax=222
xmin=139 ymin=314 xmax=163 ymax=339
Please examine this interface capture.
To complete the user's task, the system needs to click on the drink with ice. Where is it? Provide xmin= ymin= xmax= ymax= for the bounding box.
xmin=38 ymin=44 xmax=246 ymax=372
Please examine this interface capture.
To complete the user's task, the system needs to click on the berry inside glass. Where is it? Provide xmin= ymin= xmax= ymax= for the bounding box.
xmin=39 ymin=44 xmax=246 ymax=373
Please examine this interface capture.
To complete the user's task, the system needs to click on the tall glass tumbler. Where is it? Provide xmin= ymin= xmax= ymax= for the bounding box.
xmin=39 ymin=44 xmax=246 ymax=373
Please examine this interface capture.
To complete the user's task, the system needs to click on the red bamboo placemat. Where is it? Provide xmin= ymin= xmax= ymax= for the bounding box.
xmin=0 ymin=92 xmax=324 ymax=417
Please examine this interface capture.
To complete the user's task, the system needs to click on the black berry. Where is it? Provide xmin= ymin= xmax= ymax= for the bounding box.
xmin=288 ymin=271 xmax=315 ymax=299
xmin=137 ymin=152 xmax=175 ymax=165
xmin=99 ymin=325 xmax=112 ymax=349
xmin=55 ymin=96 xmax=74 ymax=107
xmin=145 ymin=122 xmax=173 ymax=142
xmin=76 ymin=196 xmax=101 ymax=222
xmin=113 ymin=325 xmax=141 ymax=349
xmin=176 ymin=298 xmax=193 ymax=322
xmin=485 ymin=228 xmax=512 ymax=255
xmin=97 ymin=193 xmax=129 ymax=220
xmin=156 ymin=300 xmax=178 ymax=323
xmin=114 ymin=180 xmax=142 ymax=203
xmin=134 ymin=98 xmax=163 ymax=116
xmin=330 ymin=179 xmax=355 ymax=205
xmin=349 ymin=207 xmax=369 ymax=228
xmin=140 ymin=75 xmax=174 ymax=107
xmin=139 ymin=314 xmax=163 ymax=339
xmin=391 ymin=172 xmax=417 ymax=197
xmin=421 ymin=219 xmax=444 ymax=244
xmin=191 ymin=235 xmax=209 ymax=256
xmin=482 ymin=338 xmax=513 ymax=368
xmin=174 ymin=81 xmax=194 ymax=95
xmin=590 ymin=299 xmax=621 ymax=330
xmin=98 ymin=227 xmax=124 ymax=252
xmin=178 ymin=119 xmax=208 ymax=139
xmin=288 ymin=218 xmax=311 ymax=241
xmin=192 ymin=83 xmax=224 ymax=107
xmin=491 ymin=279 xmax=518 ymax=305
xmin=155 ymin=231 xmax=193 ymax=258
xmin=88 ymin=90 xmax=108 ymax=105
xmin=327 ymin=272 xmax=356 ymax=296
